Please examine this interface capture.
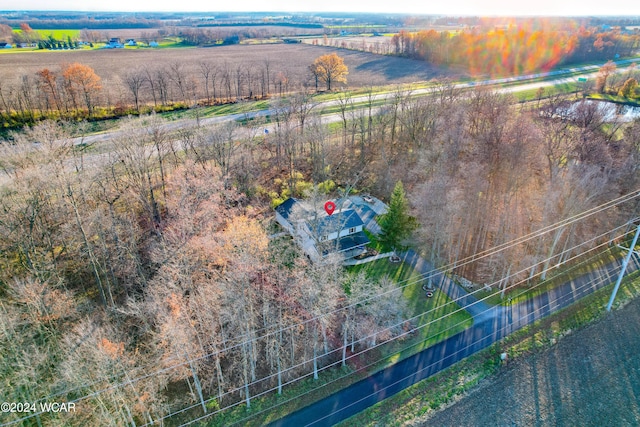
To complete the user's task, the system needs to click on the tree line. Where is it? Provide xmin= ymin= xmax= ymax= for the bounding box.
xmin=0 ymin=77 xmax=639 ymax=425
xmin=0 ymin=52 xmax=350 ymax=130
xmin=358 ymin=24 xmax=640 ymax=76
xmin=0 ymin=14 xmax=162 ymax=30
xmin=0 ymin=59 xmax=287 ymax=129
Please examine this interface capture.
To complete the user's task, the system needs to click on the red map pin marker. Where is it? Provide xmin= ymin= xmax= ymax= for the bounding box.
xmin=324 ymin=201 xmax=336 ymax=216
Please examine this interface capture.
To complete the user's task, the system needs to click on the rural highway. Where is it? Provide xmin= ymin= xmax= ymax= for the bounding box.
xmin=55 ymin=58 xmax=639 ymax=425
xmin=266 ymin=250 xmax=640 ymax=426
xmin=71 ymin=57 xmax=639 ymax=148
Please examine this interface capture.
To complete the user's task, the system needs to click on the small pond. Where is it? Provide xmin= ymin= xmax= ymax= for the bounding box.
xmin=560 ymin=100 xmax=640 ymax=122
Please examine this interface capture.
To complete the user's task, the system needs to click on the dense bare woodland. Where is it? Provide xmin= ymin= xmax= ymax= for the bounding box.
xmin=0 ymin=72 xmax=639 ymax=424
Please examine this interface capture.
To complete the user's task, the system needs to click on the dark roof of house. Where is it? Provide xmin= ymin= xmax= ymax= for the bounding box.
xmin=274 ymin=197 xmax=299 ymax=220
xmin=314 ymin=209 xmax=364 ymax=236
xmin=276 ymin=198 xmax=366 ymax=237
xmin=336 ymin=231 xmax=370 ymax=252
xmin=321 ymin=231 xmax=370 ymax=255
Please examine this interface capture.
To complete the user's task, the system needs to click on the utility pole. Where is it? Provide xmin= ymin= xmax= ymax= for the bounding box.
xmin=607 ymin=223 xmax=640 ymax=312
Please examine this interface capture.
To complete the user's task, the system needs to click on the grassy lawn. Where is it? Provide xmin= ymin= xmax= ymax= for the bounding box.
xmin=588 ymin=92 xmax=640 ymax=106
xmin=310 ymin=80 xmax=440 ymax=104
xmin=513 ymin=81 xmax=581 ymax=102
xmin=348 ymin=255 xmax=414 ymax=280
xmin=13 ymin=28 xmax=81 ymax=40
xmin=155 ymin=100 xmax=270 ymax=121
xmin=317 ymin=97 xmax=384 ymax=115
xmin=339 ymin=263 xmax=640 ymax=427
xmin=347 ymin=259 xmax=473 ymax=362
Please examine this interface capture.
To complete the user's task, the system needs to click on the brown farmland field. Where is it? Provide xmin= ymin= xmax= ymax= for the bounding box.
xmin=72 ymin=25 xmax=327 ymax=41
xmin=0 ymin=43 xmax=458 ymax=90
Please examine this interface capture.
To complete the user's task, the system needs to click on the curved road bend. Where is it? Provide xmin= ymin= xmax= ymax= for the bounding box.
xmin=268 ymin=253 xmax=640 ymax=427
xmin=72 ymin=59 xmax=640 ymax=148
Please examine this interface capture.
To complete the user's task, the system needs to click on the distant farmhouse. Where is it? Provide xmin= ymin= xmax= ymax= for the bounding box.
xmin=106 ymin=38 xmax=124 ymax=48
xmin=275 ymin=197 xmax=370 ymax=262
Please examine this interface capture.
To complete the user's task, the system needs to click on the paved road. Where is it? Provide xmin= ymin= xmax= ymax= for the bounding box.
xmin=267 ymin=252 xmax=640 ymax=427
xmin=72 ymin=58 xmax=640 ymax=148
xmin=401 ymin=249 xmax=493 ymax=320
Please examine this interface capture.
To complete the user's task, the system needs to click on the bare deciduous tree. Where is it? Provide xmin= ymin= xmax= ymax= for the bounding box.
xmin=123 ymin=68 xmax=147 ymax=112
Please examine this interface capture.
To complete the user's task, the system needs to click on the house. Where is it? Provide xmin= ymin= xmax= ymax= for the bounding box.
xmin=125 ymin=39 xmax=137 ymax=46
xmin=274 ymin=197 xmax=300 ymax=235
xmin=0 ymin=42 xmax=12 ymax=49
xmin=106 ymin=38 xmax=124 ymax=48
xmin=275 ymin=197 xmax=370 ymax=262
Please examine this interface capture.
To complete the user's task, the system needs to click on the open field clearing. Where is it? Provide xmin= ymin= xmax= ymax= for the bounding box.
xmin=0 ymin=43 xmax=460 ymax=88
xmin=423 ymin=288 xmax=640 ymax=427
xmin=341 ymin=272 xmax=640 ymax=426
xmin=13 ymin=28 xmax=81 ymax=39
xmin=77 ymin=25 xmax=326 ymax=41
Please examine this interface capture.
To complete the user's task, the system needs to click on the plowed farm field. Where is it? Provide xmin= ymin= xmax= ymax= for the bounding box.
xmin=0 ymin=43 xmax=458 ymax=88
xmin=423 ymin=296 xmax=640 ymax=426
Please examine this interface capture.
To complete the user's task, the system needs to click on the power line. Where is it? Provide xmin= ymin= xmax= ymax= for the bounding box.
xmin=302 ymin=266 xmax=623 ymax=427
xmin=186 ymin=228 xmax=636 ymax=426
xmin=30 ymin=187 xmax=634 ymax=423
xmin=9 ymin=204 xmax=637 ymax=427
xmin=182 ymin=246 xmax=627 ymax=427
xmin=33 ymin=190 xmax=640 ymax=412
xmin=2 ymin=192 xmax=637 ymax=427
xmin=138 ymin=222 xmax=637 ymax=427
xmin=140 ymin=225 xmax=635 ymax=427
xmin=5 ymin=222 xmax=633 ymax=427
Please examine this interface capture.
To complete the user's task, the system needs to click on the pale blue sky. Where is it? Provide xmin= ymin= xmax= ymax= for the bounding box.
xmin=3 ymin=0 xmax=640 ymax=16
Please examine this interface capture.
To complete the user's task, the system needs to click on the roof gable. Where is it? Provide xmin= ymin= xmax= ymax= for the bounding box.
xmin=275 ymin=198 xmax=366 ymax=237
xmin=275 ymin=197 xmax=299 ymax=220
xmin=313 ymin=209 xmax=364 ymax=236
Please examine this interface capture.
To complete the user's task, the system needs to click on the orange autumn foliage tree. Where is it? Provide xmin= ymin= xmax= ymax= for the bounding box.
xmin=310 ymin=53 xmax=348 ymax=91
xmin=62 ymin=62 xmax=102 ymax=115
xmin=401 ymin=25 xmax=576 ymax=77
xmin=36 ymin=68 xmax=63 ymax=113
xmin=386 ymin=20 xmax=640 ymax=77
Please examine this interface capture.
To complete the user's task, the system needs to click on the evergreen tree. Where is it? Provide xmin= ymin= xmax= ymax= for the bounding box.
xmin=378 ymin=181 xmax=417 ymax=251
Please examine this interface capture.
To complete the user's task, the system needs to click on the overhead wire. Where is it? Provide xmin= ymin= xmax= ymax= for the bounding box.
xmin=137 ymin=223 xmax=637 ymax=427
xmin=2 ymin=190 xmax=638 ymax=427
xmin=180 ymin=235 xmax=632 ymax=427
xmin=301 ymin=264 xmax=625 ymax=427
